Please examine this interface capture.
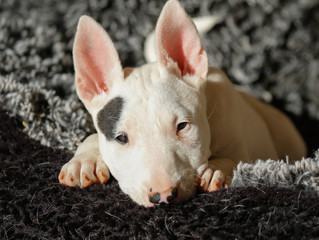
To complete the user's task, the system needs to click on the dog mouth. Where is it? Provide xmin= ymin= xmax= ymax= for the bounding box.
xmin=148 ymin=186 xmax=179 ymax=205
xmin=119 ymin=166 xmax=202 ymax=207
xmin=146 ymin=181 xmax=199 ymax=207
xmin=145 ymin=186 xmax=196 ymax=207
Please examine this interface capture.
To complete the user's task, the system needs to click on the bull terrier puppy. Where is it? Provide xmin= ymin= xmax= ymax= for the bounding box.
xmin=59 ymin=0 xmax=307 ymax=207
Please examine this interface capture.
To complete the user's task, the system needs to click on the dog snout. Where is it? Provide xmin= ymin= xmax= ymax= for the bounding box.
xmin=148 ymin=187 xmax=178 ymax=204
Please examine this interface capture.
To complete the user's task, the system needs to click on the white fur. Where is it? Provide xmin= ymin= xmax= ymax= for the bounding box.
xmin=144 ymin=15 xmax=223 ymax=63
xmin=90 ymin=63 xmax=211 ymax=206
xmin=59 ymin=0 xmax=307 ymax=207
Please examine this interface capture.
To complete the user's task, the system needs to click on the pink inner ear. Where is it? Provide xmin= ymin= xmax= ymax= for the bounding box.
xmin=73 ymin=16 xmax=123 ymax=101
xmin=76 ymin=44 xmax=109 ymax=99
xmin=156 ymin=0 xmax=208 ymax=79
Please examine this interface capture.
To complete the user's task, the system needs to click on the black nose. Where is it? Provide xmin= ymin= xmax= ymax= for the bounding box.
xmin=167 ymin=187 xmax=178 ymax=203
xmin=148 ymin=187 xmax=178 ymax=204
xmin=149 ymin=193 xmax=161 ymax=204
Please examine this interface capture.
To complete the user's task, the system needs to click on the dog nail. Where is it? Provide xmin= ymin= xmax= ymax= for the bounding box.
xmin=208 ymin=180 xmax=220 ymax=192
xmin=97 ymin=169 xmax=109 ymax=183
xmin=82 ymin=173 xmax=94 ymax=187
xmin=199 ymin=178 xmax=206 ymax=188
xmin=66 ymin=174 xmax=76 ymax=187
xmin=59 ymin=172 xmax=65 ymax=182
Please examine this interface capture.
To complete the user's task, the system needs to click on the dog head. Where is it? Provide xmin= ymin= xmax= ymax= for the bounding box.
xmin=73 ymin=0 xmax=211 ymax=206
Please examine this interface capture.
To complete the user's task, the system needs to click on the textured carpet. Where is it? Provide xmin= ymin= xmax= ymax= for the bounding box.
xmin=1 ymin=0 xmax=319 ymax=239
xmin=1 ymin=108 xmax=319 ymax=239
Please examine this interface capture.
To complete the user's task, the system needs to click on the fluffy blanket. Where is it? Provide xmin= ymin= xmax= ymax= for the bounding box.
xmin=1 ymin=0 xmax=319 ymax=238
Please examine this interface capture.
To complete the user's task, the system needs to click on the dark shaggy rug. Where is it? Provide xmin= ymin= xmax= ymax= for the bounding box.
xmin=1 ymin=108 xmax=319 ymax=239
xmin=1 ymin=0 xmax=319 ymax=239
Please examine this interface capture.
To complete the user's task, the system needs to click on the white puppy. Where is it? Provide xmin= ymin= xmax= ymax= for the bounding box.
xmin=59 ymin=0 xmax=307 ymax=207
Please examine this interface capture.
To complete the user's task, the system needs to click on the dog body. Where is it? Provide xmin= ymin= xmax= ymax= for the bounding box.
xmin=59 ymin=0 xmax=306 ymax=207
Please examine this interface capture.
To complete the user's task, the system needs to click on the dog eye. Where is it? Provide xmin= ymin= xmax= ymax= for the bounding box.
xmin=115 ymin=133 xmax=129 ymax=144
xmin=177 ymin=122 xmax=188 ymax=131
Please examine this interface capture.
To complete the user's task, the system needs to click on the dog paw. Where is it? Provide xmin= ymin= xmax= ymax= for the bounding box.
xmin=59 ymin=154 xmax=110 ymax=187
xmin=198 ymin=168 xmax=231 ymax=192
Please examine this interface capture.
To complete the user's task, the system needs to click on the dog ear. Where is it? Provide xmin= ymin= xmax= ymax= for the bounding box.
xmin=156 ymin=0 xmax=208 ymax=80
xmin=73 ymin=16 xmax=124 ymax=111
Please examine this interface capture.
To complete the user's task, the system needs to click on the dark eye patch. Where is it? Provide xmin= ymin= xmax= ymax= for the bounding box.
xmin=97 ymin=97 xmax=124 ymax=141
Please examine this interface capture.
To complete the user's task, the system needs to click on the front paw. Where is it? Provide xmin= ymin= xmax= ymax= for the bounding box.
xmin=198 ymin=168 xmax=231 ymax=192
xmin=59 ymin=154 xmax=110 ymax=187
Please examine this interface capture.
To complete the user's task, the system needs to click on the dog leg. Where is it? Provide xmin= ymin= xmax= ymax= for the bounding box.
xmin=198 ymin=158 xmax=236 ymax=191
xmin=59 ymin=134 xmax=110 ymax=187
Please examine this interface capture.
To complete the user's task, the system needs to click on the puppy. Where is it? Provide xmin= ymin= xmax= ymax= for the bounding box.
xmin=59 ymin=0 xmax=307 ymax=207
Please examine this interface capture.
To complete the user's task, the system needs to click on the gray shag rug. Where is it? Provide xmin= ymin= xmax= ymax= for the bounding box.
xmin=1 ymin=0 xmax=319 ymax=238
xmin=232 ymin=154 xmax=319 ymax=195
